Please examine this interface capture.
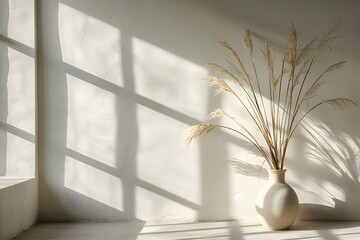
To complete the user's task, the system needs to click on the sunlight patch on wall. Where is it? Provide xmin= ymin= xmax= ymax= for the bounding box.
xmin=7 ymin=0 xmax=34 ymax=48
xmin=6 ymin=48 xmax=35 ymax=135
xmin=64 ymin=156 xmax=123 ymax=211
xmin=59 ymin=3 xmax=123 ymax=86
xmin=66 ymin=74 xmax=117 ymax=168
xmin=132 ymin=37 xmax=208 ymax=120
xmin=136 ymin=105 xmax=202 ymax=208
xmin=1 ymin=130 xmax=35 ymax=177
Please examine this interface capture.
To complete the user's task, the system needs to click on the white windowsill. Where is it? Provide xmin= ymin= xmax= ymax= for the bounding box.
xmin=0 ymin=176 xmax=35 ymax=189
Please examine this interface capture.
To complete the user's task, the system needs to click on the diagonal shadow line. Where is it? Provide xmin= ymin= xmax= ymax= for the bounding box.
xmin=139 ymin=228 xmax=229 ymax=236
xmin=138 ymin=226 xmax=269 ymax=238
xmin=0 ymin=34 xmax=35 ymax=58
xmin=0 ymin=122 xmax=35 ymax=143
xmin=135 ymin=178 xmax=200 ymax=211
xmin=63 ymin=62 xmax=251 ymax=148
xmin=65 ymin=147 xmax=118 ymax=176
xmin=64 ymin=187 xmax=126 ymax=215
xmin=63 ymin=62 xmax=198 ymax=126
xmin=65 ymin=147 xmax=200 ymax=211
xmin=139 ymin=225 xmax=247 ymax=236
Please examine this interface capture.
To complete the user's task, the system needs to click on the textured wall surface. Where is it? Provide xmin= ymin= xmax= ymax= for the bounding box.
xmin=37 ymin=0 xmax=360 ymax=222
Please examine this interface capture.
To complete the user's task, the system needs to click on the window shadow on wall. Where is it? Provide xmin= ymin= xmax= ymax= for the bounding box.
xmin=36 ymin=2 xmax=255 ymax=235
xmin=0 ymin=0 xmax=36 ymax=177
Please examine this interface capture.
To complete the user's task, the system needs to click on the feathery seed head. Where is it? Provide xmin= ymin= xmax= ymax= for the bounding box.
xmin=205 ymin=109 xmax=226 ymax=122
xmin=244 ymin=29 xmax=253 ymax=55
xmin=184 ymin=124 xmax=216 ymax=147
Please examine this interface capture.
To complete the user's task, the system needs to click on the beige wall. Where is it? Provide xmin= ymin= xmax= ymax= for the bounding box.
xmin=37 ymin=0 xmax=360 ymax=222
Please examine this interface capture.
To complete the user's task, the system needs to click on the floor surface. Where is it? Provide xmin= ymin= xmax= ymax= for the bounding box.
xmin=14 ymin=221 xmax=360 ymax=240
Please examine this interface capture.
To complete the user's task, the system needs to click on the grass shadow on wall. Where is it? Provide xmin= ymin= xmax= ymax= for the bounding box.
xmin=229 ymin=158 xmax=268 ymax=180
xmin=296 ymin=119 xmax=360 ymax=221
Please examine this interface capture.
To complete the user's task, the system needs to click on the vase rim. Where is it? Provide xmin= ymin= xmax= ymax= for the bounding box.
xmin=267 ymin=169 xmax=287 ymax=172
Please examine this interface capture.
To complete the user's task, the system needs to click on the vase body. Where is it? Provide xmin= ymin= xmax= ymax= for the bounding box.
xmin=255 ymin=169 xmax=299 ymax=230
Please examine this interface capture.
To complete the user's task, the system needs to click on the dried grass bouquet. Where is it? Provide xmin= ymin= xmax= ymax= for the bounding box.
xmin=184 ymin=22 xmax=356 ymax=170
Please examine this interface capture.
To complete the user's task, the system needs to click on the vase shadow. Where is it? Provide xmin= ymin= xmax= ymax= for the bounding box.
xmin=297 ymin=201 xmax=359 ymax=222
xmin=292 ymin=203 xmax=360 ymax=231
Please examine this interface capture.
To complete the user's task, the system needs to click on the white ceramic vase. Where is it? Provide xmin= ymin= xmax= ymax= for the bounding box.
xmin=255 ymin=169 xmax=299 ymax=230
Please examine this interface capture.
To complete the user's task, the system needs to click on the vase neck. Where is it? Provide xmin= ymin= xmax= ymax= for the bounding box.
xmin=268 ymin=169 xmax=286 ymax=183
